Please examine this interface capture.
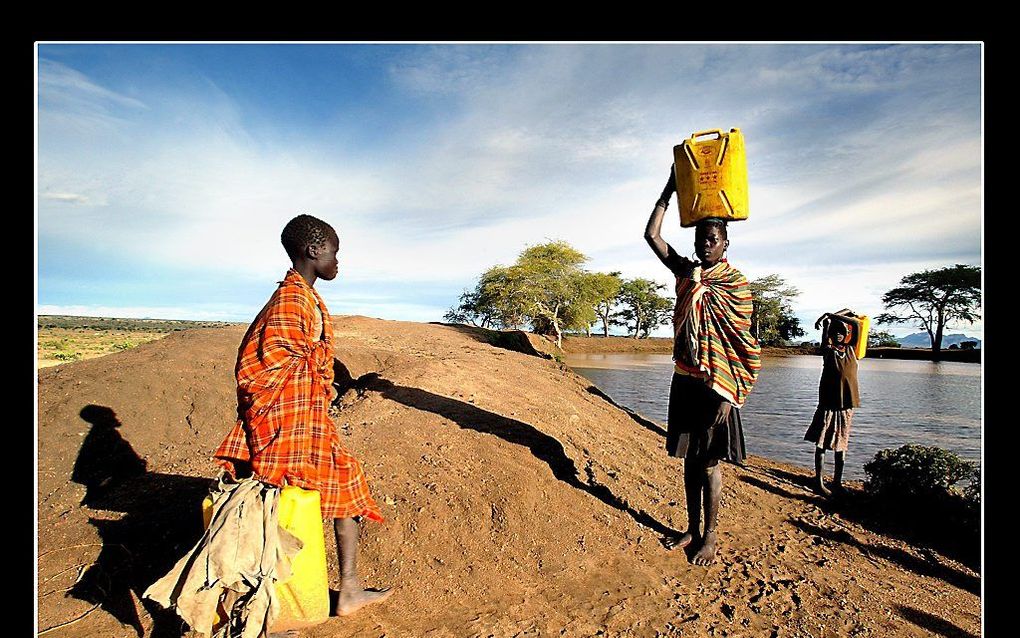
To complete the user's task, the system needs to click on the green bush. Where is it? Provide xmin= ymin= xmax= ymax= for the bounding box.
xmin=859 ymin=445 xmax=980 ymax=567
xmin=864 ymin=445 xmax=980 ymax=544
xmin=962 ymin=466 xmax=980 ymax=510
xmin=53 ymin=352 xmax=81 ymax=362
xmin=864 ymin=444 xmax=975 ymax=502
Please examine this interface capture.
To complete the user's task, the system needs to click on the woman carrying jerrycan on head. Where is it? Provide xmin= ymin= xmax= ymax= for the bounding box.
xmin=644 ymin=129 xmax=761 ymax=565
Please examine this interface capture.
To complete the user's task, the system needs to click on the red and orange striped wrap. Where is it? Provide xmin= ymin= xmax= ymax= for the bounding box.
xmin=672 ymin=259 xmax=761 ymax=408
xmin=213 ymin=268 xmax=383 ymax=522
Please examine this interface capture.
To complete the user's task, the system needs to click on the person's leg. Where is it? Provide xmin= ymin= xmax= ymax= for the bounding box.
xmin=832 ymin=451 xmax=846 ymax=494
xmin=665 ymin=460 xmax=702 ymax=549
xmin=691 ymin=460 xmax=721 ymax=565
xmin=813 ymin=448 xmax=831 ymax=496
xmin=333 ymin=517 xmax=392 ymax=616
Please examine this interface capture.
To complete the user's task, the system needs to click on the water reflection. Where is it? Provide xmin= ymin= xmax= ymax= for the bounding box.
xmin=565 ymin=354 xmax=981 ymax=481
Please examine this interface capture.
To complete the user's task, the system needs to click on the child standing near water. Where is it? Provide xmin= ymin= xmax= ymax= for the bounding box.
xmin=805 ymin=309 xmax=862 ymax=496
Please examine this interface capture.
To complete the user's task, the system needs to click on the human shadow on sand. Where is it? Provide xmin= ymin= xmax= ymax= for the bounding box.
xmin=738 ymin=475 xmax=822 ymax=507
xmin=415 ymin=326 xmax=666 ymax=439
xmin=788 ymin=518 xmax=979 ymax=596
xmin=741 ymin=463 xmax=981 ymax=594
xmin=743 ymin=465 xmax=980 ymax=572
xmin=333 ymin=360 xmax=681 ymax=541
xmin=895 ymin=605 xmax=978 ymax=638
xmin=67 ymin=405 xmax=214 ymax=638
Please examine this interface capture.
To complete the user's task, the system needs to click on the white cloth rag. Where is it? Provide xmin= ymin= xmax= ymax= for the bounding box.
xmin=143 ymin=474 xmax=303 ymax=638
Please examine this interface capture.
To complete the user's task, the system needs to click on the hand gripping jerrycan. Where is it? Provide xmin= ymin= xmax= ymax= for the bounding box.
xmin=202 ymin=484 xmax=330 ymax=632
xmin=673 ymin=128 xmax=749 ymax=227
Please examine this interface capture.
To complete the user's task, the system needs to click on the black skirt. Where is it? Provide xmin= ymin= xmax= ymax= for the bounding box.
xmin=666 ymin=372 xmax=746 ymax=463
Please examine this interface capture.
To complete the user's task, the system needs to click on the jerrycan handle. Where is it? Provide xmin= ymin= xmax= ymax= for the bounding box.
xmin=690 ymin=129 xmax=724 ymax=140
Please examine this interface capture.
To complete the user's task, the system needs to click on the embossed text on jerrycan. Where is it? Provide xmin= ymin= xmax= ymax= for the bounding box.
xmin=202 ymin=484 xmax=330 ymax=632
xmin=672 ymin=128 xmax=749 ymax=227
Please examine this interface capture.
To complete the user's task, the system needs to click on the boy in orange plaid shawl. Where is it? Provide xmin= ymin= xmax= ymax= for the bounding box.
xmin=214 ymin=214 xmax=391 ymax=617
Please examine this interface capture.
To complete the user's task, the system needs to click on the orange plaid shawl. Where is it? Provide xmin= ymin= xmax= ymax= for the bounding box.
xmin=213 ymin=269 xmax=382 ymax=522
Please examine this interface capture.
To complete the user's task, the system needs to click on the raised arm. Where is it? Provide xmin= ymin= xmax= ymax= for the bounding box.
xmin=813 ymin=309 xmax=863 ymax=330
xmin=828 ymin=310 xmax=863 ymax=328
xmin=814 ymin=310 xmax=864 ymax=349
xmin=645 ymin=165 xmax=693 ymax=277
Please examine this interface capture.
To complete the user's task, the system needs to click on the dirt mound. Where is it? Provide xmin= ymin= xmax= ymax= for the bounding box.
xmin=37 ymin=317 xmax=979 ymax=637
xmin=561 ymin=335 xmax=674 ymax=354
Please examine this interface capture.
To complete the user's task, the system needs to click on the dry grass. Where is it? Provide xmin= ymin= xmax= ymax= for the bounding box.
xmin=36 ymin=315 xmax=243 ymax=368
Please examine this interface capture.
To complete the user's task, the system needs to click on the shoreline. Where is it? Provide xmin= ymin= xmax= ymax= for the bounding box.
xmin=559 ymin=335 xmax=981 ymax=363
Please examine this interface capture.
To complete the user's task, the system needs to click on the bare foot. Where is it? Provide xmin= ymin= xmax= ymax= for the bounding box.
xmin=690 ymin=530 xmax=718 ymax=566
xmin=334 ymin=587 xmax=393 ymax=616
xmin=663 ymin=531 xmax=696 ymax=550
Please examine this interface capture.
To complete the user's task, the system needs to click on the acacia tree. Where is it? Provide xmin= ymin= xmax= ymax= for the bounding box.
xmin=749 ymin=274 xmax=804 ymax=346
xmin=612 ymin=278 xmax=675 ymax=338
xmin=510 ymin=241 xmax=597 ymax=348
xmin=642 ymin=297 xmax=676 ymax=338
xmin=875 ymin=264 xmax=981 ymax=361
xmin=868 ymin=330 xmax=901 ymax=348
xmin=445 ymin=267 xmax=526 ymax=329
xmin=586 ymin=271 xmax=623 ymax=337
xmin=445 ymin=241 xmax=602 ymax=349
xmin=444 ymin=287 xmax=495 ymax=328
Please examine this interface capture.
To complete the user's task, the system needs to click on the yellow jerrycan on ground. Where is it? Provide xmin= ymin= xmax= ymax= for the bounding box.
xmin=202 ymin=484 xmax=330 ymax=632
xmin=673 ymin=128 xmax=749 ymax=227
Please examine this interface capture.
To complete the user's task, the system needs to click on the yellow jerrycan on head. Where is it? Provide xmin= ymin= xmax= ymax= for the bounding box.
xmin=855 ymin=314 xmax=871 ymax=360
xmin=673 ymin=128 xmax=749 ymax=227
xmin=202 ymin=484 xmax=331 ymax=632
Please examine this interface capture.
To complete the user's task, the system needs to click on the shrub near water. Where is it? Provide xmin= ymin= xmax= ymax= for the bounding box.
xmin=864 ymin=444 xmax=980 ymax=540
xmin=865 ymin=445 xmax=974 ymax=498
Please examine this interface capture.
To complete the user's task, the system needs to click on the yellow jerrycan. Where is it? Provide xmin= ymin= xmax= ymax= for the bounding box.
xmin=202 ymin=484 xmax=330 ymax=632
xmin=855 ymin=315 xmax=871 ymax=360
xmin=672 ymin=128 xmax=749 ymax=227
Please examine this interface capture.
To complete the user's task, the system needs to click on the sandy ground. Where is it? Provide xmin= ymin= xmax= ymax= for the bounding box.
xmin=37 ymin=317 xmax=980 ymax=637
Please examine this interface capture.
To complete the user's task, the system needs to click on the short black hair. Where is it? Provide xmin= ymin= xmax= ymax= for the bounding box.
xmin=696 ymin=217 xmax=729 ymax=240
xmin=281 ymin=214 xmax=337 ymax=260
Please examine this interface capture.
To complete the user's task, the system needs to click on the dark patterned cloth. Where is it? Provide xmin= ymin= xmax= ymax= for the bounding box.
xmin=666 ymin=372 xmax=746 ymax=463
xmin=817 ymin=345 xmax=860 ymax=410
xmin=804 ymin=407 xmax=854 ymax=452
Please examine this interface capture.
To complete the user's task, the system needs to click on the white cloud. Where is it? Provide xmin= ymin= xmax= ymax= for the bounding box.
xmin=40 ymin=192 xmax=89 ymax=205
xmin=39 ymin=59 xmax=147 ymax=110
xmin=37 ymin=45 xmax=981 ymax=328
xmin=38 ymin=59 xmax=148 ymax=139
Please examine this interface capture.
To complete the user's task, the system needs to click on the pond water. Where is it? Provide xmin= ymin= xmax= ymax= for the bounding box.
xmin=565 ymin=353 xmax=981 ymax=481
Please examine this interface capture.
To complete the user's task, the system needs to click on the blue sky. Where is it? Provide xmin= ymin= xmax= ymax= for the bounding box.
xmin=36 ymin=43 xmax=982 ymax=341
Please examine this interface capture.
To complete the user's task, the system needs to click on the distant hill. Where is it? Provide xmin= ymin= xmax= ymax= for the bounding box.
xmin=898 ymin=332 xmax=981 ymax=349
xmin=37 ymin=314 xmax=243 ymax=332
